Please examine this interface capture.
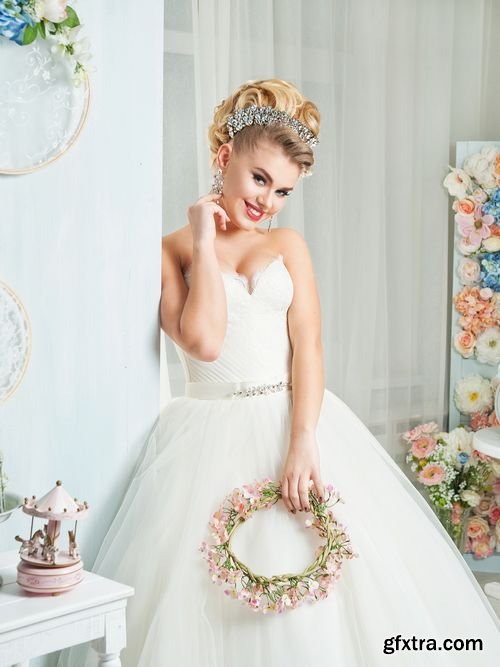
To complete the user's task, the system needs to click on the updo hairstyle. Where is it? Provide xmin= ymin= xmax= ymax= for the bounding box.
xmin=207 ymin=79 xmax=321 ymax=176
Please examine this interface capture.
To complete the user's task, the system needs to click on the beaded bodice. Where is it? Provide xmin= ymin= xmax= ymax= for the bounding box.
xmin=173 ymin=255 xmax=293 ymax=384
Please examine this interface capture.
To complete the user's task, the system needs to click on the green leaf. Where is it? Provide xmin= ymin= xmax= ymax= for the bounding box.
xmin=59 ymin=6 xmax=80 ymax=28
xmin=37 ymin=21 xmax=46 ymax=39
xmin=22 ymin=24 xmax=38 ymax=45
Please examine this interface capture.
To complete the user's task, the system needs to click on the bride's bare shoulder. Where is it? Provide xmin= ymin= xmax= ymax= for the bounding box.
xmin=272 ymin=227 xmax=309 ymax=258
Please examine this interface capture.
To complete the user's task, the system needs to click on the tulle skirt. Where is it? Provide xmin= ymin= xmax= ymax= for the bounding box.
xmin=57 ymin=388 xmax=500 ymax=666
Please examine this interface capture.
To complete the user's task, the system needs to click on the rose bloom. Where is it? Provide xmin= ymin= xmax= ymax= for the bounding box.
xmin=482 ymin=236 xmax=500 ymax=252
xmin=471 ymin=188 xmax=489 ymax=204
xmin=472 ymin=535 xmax=495 ymax=559
xmin=466 ymin=516 xmax=490 ymax=538
xmin=411 ymin=435 xmax=436 ymax=459
xmin=35 ymin=0 xmax=68 ymax=22
xmin=488 ymin=505 xmax=500 ymax=526
xmin=453 ymin=197 xmax=476 ymax=216
xmin=454 ymin=330 xmax=476 ymax=357
xmin=473 ymin=495 xmax=496 ymax=517
xmin=461 ymin=489 xmax=481 ymax=507
xmin=457 ymin=257 xmax=480 ymax=285
xmin=457 ymin=237 xmax=482 ymax=255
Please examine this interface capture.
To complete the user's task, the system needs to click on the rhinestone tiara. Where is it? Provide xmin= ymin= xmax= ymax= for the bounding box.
xmin=226 ymin=104 xmax=319 ymax=147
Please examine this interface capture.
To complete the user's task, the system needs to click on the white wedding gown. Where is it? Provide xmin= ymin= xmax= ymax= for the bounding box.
xmin=58 ymin=254 xmax=500 ymax=666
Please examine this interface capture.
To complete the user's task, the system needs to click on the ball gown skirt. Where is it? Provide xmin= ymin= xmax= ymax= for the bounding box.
xmin=57 ymin=255 xmax=500 ymax=666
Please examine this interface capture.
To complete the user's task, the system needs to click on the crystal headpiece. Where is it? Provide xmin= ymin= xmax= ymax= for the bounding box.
xmin=226 ymin=104 xmax=319 ymax=147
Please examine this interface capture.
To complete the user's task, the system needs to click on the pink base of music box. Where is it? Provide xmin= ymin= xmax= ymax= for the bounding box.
xmin=17 ymin=559 xmax=84 ymax=595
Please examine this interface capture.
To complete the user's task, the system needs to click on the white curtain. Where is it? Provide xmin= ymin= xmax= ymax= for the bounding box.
xmin=162 ymin=0 xmax=500 ymax=461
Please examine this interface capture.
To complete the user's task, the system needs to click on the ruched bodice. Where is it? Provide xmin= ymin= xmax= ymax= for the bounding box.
xmin=173 ymin=255 xmax=293 ymax=383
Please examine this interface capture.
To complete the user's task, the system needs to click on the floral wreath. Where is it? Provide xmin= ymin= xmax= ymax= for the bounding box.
xmin=199 ymin=478 xmax=358 ymax=614
xmin=0 ymin=1 xmax=91 ymax=86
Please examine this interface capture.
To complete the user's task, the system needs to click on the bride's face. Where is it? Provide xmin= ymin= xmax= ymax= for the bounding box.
xmin=216 ymin=140 xmax=302 ymax=232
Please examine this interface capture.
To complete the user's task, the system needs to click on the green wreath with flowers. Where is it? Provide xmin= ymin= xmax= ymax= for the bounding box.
xmin=199 ymin=477 xmax=358 ymax=614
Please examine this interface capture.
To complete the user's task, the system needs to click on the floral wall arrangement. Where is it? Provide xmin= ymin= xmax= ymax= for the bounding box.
xmin=402 ymin=144 xmax=500 ymax=561
xmin=0 ymin=0 xmax=91 ymax=85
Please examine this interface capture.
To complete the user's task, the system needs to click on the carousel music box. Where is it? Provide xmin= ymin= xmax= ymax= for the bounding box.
xmin=14 ymin=480 xmax=89 ymax=594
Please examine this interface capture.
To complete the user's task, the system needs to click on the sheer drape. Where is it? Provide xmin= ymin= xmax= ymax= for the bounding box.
xmin=162 ymin=0 xmax=500 ymax=460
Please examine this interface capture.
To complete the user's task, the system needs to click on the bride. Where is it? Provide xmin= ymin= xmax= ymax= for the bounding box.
xmin=58 ymin=79 xmax=500 ymax=666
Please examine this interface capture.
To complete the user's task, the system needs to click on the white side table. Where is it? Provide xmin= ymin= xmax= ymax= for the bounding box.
xmin=0 ymin=549 xmax=134 ymax=666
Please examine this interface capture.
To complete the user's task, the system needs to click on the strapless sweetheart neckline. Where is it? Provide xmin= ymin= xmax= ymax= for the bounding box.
xmin=183 ymin=253 xmax=286 ymax=296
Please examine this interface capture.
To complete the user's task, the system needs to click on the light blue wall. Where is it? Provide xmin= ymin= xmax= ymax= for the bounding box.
xmin=0 ymin=2 xmax=164 ymax=663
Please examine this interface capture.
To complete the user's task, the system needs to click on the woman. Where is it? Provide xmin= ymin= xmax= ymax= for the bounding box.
xmin=58 ymin=79 xmax=500 ymax=666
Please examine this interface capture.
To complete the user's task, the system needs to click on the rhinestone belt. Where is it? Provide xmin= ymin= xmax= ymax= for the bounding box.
xmin=232 ymin=380 xmax=292 ymax=398
xmin=184 ymin=378 xmax=292 ymax=400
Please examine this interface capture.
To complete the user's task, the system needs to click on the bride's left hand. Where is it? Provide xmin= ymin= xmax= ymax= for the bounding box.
xmin=280 ymin=432 xmax=325 ymax=513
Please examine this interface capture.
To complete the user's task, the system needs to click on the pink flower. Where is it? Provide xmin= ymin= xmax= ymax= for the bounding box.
xmin=472 ymin=536 xmax=495 ymax=559
xmin=466 ymin=516 xmax=490 ymax=538
xmin=418 ymin=463 xmax=445 ymax=486
xmin=411 ymin=435 xmax=437 ymax=459
xmin=479 ymin=287 xmax=493 ymax=300
xmin=473 ymin=495 xmax=496 ymax=517
xmin=402 ymin=421 xmax=439 ymax=443
xmin=488 ymin=505 xmax=500 ymax=526
xmin=454 ymin=330 xmax=476 ymax=358
xmin=456 ymin=209 xmax=495 ymax=245
xmin=469 ymin=410 xmax=491 ymax=431
xmin=451 ymin=502 xmax=463 ymax=525
xmin=453 ymin=198 xmax=476 ymax=216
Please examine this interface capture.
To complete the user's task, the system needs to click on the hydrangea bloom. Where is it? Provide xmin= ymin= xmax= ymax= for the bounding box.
xmin=0 ymin=0 xmax=35 ymax=44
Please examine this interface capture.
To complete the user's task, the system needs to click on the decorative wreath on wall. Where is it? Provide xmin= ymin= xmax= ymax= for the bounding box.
xmin=0 ymin=279 xmax=32 ymax=403
xmin=0 ymin=1 xmax=92 ymax=174
xmin=199 ymin=478 xmax=357 ymax=614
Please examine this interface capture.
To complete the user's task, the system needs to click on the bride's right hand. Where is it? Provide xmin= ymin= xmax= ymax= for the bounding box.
xmin=187 ymin=193 xmax=231 ymax=245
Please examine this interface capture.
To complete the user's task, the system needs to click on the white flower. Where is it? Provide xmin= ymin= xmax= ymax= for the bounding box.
xmin=457 ymin=237 xmax=482 ymax=255
xmin=463 ymin=148 xmax=498 ymax=190
xmin=461 ymin=489 xmax=481 ymax=507
xmin=482 ymin=237 xmax=500 ymax=252
xmin=490 ymin=460 xmax=500 ymax=476
xmin=476 ymin=327 xmax=500 ymax=365
xmin=481 ymin=146 xmax=499 ymax=162
xmin=35 ymin=0 xmax=68 ymax=23
xmin=443 ymin=168 xmax=472 ymax=199
xmin=454 ymin=374 xmax=493 ymax=414
xmin=448 ymin=427 xmax=474 ymax=457
xmin=457 ymin=257 xmax=480 ymax=285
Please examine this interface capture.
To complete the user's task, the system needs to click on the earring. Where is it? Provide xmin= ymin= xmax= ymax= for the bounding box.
xmin=211 ymin=168 xmax=224 ymax=195
xmin=267 ymin=215 xmax=274 ymax=232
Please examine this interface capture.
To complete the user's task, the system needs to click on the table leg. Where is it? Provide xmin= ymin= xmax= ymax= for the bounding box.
xmin=96 ymin=653 xmax=121 ymax=666
xmin=91 ymin=608 xmax=127 ymax=667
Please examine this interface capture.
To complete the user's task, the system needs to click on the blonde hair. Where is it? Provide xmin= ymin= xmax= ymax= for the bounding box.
xmin=207 ymin=79 xmax=321 ymax=175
